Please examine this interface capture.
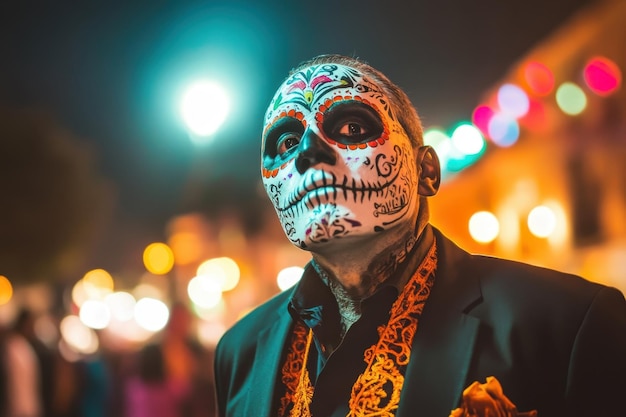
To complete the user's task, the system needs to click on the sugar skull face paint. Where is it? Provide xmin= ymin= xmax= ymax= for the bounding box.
xmin=261 ymin=63 xmax=419 ymax=250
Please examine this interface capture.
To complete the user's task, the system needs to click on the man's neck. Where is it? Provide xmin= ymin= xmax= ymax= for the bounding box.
xmin=311 ymin=223 xmax=433 ymax=300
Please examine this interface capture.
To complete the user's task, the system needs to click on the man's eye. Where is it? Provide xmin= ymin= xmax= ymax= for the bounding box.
xmin=339 ymin=122 xmax=368 ymax=137
xmin=263 ymin=117 xmax=304 ymax=160
xmin=322 ymin=101 xmax=383 ymax=144
xmin=277 ymin=133 xmax=301 ymax=156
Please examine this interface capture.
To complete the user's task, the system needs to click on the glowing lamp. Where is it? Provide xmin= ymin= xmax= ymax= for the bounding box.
xmin=180 ymin=80 xmax=230 ymax=141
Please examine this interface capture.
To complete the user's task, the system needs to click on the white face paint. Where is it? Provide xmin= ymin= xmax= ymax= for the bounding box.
xmin=261 ymin=63 xmax=419 ymax=251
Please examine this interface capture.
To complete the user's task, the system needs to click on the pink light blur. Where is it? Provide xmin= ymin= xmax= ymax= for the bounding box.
xmin=583 ymin=56 xmax=621 ymax=96
xmin=472 ymin=105 xmax=495 ymax=137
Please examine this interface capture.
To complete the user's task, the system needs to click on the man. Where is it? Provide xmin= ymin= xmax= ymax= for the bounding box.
xmin=214 ymin=54 xmax=626 ymax=417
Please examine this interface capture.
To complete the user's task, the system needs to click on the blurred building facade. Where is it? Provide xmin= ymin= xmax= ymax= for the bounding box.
xmin=430 ymin=0 xmax=626 ymax=291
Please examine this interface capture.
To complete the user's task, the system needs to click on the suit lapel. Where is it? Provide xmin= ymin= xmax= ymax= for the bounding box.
xmin=245 ymin=302 xmax=293 ymax=417
xmin=397 ymin=229 xmax=483 ymax=417
xmin=397 ymin=309 xmax=480 ymax=416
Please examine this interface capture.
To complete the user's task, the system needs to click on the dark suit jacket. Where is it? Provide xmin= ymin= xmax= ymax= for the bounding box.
xmin=215 ymin=227 xmax=626 ymax=417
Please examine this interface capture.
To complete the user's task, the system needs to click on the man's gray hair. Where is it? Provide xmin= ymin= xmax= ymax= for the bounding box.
xmin=288 ymin=54 xmax=424 ymax=148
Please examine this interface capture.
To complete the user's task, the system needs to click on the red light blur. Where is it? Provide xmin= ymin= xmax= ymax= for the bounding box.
xmin=523 ymin=62 xmax=555 ymax=96
xmin=518 ymin=98 xmax=547 ymax=132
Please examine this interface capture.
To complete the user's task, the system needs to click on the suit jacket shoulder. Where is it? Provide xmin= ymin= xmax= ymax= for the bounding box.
xmin=216 ymin=288 xmax=292 ymax=373
xmin=427 ymin=227 xmax=626 ymax=417
xmin=214 ymin=286 xmax=295 ymax=417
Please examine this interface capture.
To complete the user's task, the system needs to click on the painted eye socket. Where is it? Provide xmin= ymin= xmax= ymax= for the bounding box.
xmin=263 ymin=117 xmax=305 ymax=160
xmin=323 ymin=101 xmax=383 ymax=144
xmin=276 ymin=133 xmax=301 ymax=156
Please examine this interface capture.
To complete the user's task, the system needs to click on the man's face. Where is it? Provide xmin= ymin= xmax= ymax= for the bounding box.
xmin=261 ymin=63 xmax=419 ymax=250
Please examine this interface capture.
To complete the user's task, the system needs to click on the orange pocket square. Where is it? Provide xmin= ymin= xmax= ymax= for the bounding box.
xmin=449 ymin=376 xmax=537 ymax=417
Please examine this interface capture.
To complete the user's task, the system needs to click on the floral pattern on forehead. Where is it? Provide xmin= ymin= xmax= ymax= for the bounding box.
xmin=266 ymin=63 xmax=395 ymax=123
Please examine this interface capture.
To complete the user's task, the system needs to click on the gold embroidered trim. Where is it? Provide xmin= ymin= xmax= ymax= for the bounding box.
xmin=348 ymin=243 xmax=437 ymax=416
xmin=278 ymin=324 xmax=313 ymax=417
xmin=279 ymin=242 xmax=437 ymax=417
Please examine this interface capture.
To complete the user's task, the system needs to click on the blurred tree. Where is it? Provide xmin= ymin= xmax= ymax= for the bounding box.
xmin=0 ymin=106 xmax=114 ymax=284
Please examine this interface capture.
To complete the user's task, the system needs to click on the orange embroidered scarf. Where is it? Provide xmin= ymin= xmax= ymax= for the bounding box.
xmin=278 ymin=242 xmax=437 ymax=417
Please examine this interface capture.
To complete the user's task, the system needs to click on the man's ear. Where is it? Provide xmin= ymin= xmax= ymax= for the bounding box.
xmin=416 ymin=145 xmax=441 ymax=196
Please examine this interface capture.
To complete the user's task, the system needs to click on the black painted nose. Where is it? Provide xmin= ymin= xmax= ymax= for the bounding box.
xmin=295 ymin=129 xmax=337 ymax=174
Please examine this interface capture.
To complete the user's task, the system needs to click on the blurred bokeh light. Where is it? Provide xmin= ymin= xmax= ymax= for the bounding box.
xmin=528 ymin=205 xmax=558 ymax=238
xmin=583 ymin=56 xmax=622 ymax=96
xmin=523 ymin=61 xmax=555 ymax=96
xmin=469 ymin=211 xmax=500 ymax=244
xmin=472 ymin=105 xmax=496 ymax=136
xmin=134 ymin=297 xmax=170 ymax=332
xmin=188 ymin=275 xmax=223 ymax=309
xmin=488 ymin=113 xmax=520 ymax=147
xmin=143 ymin=242 xmax=175 ymax=275
xmin=60 ymin=314 xmax=99 ymax=356
xmin=105 ymin=291 xmax=137 ymax=322
xmin=196 ymin=257 xmax=240 ymax=292
xmin=0 ymin=276 xmax=13 ymax=305
xmin=497 ymin=83 xmax=530 ymax=118
xmin=450 ymin=123 xmax=485 ymax=156
xmin=82 ymin=269 xmax=114 ymax=300
xmin=556 ymin=82 xmax=587 ymax=115
xmin=79 ymin=299 xmax=112 ymax=329
xmin=277 ymin=266 xmax=305 ymax=291
xmin=180 ymin=80 xmax=230 ymax=141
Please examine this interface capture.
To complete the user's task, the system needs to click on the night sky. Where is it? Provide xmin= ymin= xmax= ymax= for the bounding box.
xmin=0 ymin=0 xmax=595 ymax=273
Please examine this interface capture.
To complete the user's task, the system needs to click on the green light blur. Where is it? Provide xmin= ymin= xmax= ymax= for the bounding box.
xmin=555 ymin=82 xmax=587 ymax=116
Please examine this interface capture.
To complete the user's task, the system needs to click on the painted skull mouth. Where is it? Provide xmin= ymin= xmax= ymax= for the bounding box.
xmin=278 ymin=166 xmax=403 ymax=214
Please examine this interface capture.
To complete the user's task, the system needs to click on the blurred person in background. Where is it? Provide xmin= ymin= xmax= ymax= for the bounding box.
xmin=214 ymin=54 xmax=626 ymax=417
xmin=2 ymin=309 xmax=44 ymax=417
xmin=124 ymin=343 xmax=191 ymax=417
xmin=77 ymin=351 xmax=111 ymax=417
xmin=162 ymin=303 xmax=215 ymax=417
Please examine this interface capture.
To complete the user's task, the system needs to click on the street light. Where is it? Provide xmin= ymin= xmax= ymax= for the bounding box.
xmin=180 ymin=80 xmax=230 ymax=144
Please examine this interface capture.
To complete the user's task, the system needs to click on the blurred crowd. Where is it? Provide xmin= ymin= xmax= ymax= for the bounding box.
xmin=0 ymin=304 xmax=216 ymax=417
